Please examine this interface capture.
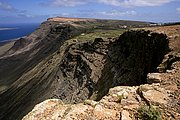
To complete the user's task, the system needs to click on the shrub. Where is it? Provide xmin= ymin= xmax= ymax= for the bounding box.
xmin=138 ymin=105 xmax=162 ymax=120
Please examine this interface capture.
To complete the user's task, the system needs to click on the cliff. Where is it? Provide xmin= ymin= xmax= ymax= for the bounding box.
xmin=0 ymin=18 xmax=179 ymax=120
xmin=23 ymin=25 xmax=180 ymax=120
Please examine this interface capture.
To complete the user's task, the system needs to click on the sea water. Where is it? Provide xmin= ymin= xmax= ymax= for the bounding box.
xmin=0 ymin=23 xmax=40 ymax=42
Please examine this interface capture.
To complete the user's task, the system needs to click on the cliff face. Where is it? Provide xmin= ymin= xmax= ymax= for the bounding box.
xmin=23 ymin=25 xmax=180 ymax=120
xmin=0 ymin=18 xmax=178 ymax=120
xmin=93 ymin=30 xmax=169 ymax=100
xmin=0 ymin=20 xmax=89 ymax=120
xmin=0 ymin=21 xmax=84 ymax=87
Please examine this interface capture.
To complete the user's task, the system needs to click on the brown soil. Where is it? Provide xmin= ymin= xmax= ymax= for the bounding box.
xmin=48 ymin=17 xmax=96 ymax=22
xmin=0 ymin=41 xmax=15 ymax=56
xmin=139 ymin=25 xmax=180 ymax=52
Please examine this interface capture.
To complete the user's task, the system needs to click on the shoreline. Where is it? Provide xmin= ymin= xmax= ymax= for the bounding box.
xmin=0 ymin=36 xmax=26 ymax=43
xmin=0 ymin=40 xmax=14 ymax=47
xmin=0 ymin=36 xmax=25 ymax=47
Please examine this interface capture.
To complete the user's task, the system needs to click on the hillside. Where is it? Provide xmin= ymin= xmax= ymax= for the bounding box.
xmin=23 ymin=24 xmax=180 ymax=120
xmin=0 ymin=18 xmax=179 ymax=120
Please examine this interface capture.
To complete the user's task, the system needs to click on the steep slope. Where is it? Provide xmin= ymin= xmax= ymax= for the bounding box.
xmin=0 ymin=18 xmax=150 ymax=89
xmin=23 ymin=59 xmax=180 ymax=120
xmin=23 ymin=25 xmax=180 ymax=120
xmin=93 ymin=30 xmax=168 ymax=100
xmin=0 ymin=18 xmax=162 ymax=120
xmin=0 ymin=19 xmax=90 ymax=120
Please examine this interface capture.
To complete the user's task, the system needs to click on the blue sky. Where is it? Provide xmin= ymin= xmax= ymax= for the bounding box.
xmin=0 ymin=0 xmax=180 ymax=23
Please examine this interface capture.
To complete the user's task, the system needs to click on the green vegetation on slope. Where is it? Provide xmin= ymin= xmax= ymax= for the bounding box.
xmin=138 ymin=105 xmax=162 ymax=120
xmin=71 ymin=29 xmax=126 ymax=42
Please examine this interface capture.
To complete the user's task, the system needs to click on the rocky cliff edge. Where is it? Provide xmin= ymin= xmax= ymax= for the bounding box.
xmin=23 ymin=25 xmax=180 ymax=120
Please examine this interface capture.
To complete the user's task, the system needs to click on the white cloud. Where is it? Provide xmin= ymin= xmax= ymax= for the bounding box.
xmin=17 ymin=11 xmax=35 ymax=18
xmin=98 ymin=10 xmax=137 ymax=16
xmin=51 ymin=0 xmax=88 ymax=7
xmin=98 ymin=0 xmax=121 ymax=6
xmin=47 ymin=9 xmax=137 ymax=19
xmin=0 ymin=2 xmax=35 ymax=18
xmin=47 ymin=0 xmax=177 ymax=7
xmin=0 ymin=2 xmax=14 ymax=11
xmin=176 ymin=7 xmax=180 ymax=13
xmin=98 ymin=0 xmax=175 ymax=7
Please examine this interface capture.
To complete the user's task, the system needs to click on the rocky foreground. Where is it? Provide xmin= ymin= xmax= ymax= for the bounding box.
xmin=23 ymin=63 xmax=180 ymax=119
xmin=0 ymin=18 xmax=179 ymax=120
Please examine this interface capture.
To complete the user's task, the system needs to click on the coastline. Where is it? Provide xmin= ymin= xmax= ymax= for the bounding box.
xmin=0 ymin=23 xmax=40 ymax=43
xmin=0 ymin=36 xmax=24 ymax=56
xmin=0 ymin=37 xmax=24 ymax=47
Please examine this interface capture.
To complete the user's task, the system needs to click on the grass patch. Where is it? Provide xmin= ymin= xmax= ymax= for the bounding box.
xmin=138 ymin=105 xmax=162 ymax=120
xmin=71 ymin=29 xmax=126 ymax=42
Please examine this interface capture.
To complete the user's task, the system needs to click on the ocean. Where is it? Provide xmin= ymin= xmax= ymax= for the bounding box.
xmin=0 ymin=23 xmax=40 ymax=42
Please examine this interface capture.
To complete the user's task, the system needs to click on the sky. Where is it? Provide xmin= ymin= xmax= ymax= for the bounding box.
xmin=0 ymin=0 xmax=180 ymax=24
